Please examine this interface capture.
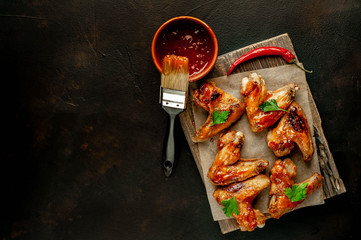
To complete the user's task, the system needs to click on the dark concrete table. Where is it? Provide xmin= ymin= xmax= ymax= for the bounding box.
xmin=1 ymin=1 xmax=360 ymax=239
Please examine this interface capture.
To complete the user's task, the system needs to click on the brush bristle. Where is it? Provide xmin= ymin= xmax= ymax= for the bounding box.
xmin=161 ymin=55 xmax=189 ymax=91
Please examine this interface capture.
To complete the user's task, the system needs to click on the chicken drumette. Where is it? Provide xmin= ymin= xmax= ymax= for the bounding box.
xmin=213 ymin=174 xmax=270 ymax=231
xmin=207 ymin=130 xmax=269 ymax=185
xmin=267 ymin=101 xmax=314 ymax=161
xmin=268 ymin=159 xmax=323 ymax=219
xmin=240 ymin=72 xmax=299 ymax=133
xmin=192 ymin=81 xmax=245 ymax=142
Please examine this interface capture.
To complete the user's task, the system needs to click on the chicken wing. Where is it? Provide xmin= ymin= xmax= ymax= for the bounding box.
xmin=207 ymin=130 xmax=269 ymax=185
xmin=213 ymin=174 xmax=270 ymax=231
xmin=192 ymin=81 xmax=245 ymax=142
xmin=268 ymin=159 xmax=323 ymax=219
xmin=240 ymin=73 xmax=299 ymax=133
xmin=267 ymin=101 xmax=314 ymax=161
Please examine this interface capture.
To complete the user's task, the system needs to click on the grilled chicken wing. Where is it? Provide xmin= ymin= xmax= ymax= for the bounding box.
xmin=207 ymin=130 xmax=269 ymax=185
xmin=240 ymin=73 xmax=299 ymax=133
xmin=192 ymin=81 xmax=245 ymax=142
xmin=213 ymin=174 xmax=270 ymax=231
xmin=267 ymin=101 xmax=314 ymax=161
xmin=268 ymin=159 xmax=323 ymax=219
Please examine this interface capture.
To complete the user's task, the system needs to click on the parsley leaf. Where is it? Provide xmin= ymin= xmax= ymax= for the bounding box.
xmin=221 ymin=196 xmax=240 ymax=217
xmin=259 ymin=99 xmax=288 ymax=112
xmin=211 ymin=110 xmax=230 ymax=126
xmin=284 ymin=182 xmax=308 ymax=202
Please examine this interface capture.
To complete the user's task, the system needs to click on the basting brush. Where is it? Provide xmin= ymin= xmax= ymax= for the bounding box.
xmin=160 ymin=55 xmax=189 ymax=177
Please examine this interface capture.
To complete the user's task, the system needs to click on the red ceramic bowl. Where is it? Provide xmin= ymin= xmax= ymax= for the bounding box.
xmin=151 ymin=16 xmax=218 ymax=82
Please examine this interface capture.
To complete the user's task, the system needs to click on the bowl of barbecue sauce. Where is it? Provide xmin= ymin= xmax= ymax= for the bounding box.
xmin=152 ymin=16 xmax=218 ymax=82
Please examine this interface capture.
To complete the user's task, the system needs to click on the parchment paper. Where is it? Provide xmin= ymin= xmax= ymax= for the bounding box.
xmin=191 ymin=64 xmax=324 ymax=221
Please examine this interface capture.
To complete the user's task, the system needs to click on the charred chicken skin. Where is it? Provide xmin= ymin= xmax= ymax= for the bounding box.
xmin=267 ymin=101 xmax=314 ymax=161
xmin=240 ymin=73 xmax=299 ymax=133
xmin=268 ymin=159 xmax=323 ymax=219
xmin=213 ymin=174 xmax=270 ymax=231
xmin=207 ymin=130 xmax=269 ymax=185
xmin=192 ymin=81 xmax=245 ymax=142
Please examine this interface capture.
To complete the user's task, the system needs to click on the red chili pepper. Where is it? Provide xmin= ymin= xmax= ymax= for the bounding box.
xmin=227 ymin=46 xmax=312 ymax=75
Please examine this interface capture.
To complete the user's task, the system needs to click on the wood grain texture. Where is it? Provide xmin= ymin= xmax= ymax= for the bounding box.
xmin=179 ymin=33 xmax=346 ymax=234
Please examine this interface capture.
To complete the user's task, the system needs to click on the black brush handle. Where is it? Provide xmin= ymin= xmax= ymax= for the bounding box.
xmin=162 ymin=107 xmax=182 ymax=177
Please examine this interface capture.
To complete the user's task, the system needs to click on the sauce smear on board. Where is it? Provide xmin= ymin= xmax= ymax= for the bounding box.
xmin=156 ymin=21 xmax=214 ymax=77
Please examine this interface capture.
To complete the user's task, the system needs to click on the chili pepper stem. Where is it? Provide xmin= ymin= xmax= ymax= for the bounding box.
xmin=289 ymin=58 xmax=313 ymax=73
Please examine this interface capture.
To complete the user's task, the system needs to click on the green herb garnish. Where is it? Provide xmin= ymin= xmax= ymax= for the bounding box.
xmin=259 ymin=99 xmax=288 ymax=112
xmin=284 ymin=183 xmax=308 ymax=202
xmin=221 ymin=196 xmax=240 ymax=217
xmin=211 ymin=110 xmax=230 ymax=126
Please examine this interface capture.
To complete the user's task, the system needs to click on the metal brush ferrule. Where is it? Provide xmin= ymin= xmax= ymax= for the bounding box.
xmin=160 ymin=87 xmax=186 ymax=109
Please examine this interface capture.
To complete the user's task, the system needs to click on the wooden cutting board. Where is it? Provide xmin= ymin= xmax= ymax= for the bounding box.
xmin=179 ymin=33 xmax=346 ymax=234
